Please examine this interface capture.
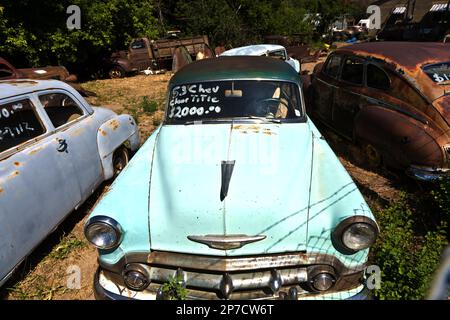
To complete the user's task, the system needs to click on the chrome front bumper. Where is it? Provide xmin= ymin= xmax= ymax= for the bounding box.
xmin=93 ymin=251 xmax=370 ymax=300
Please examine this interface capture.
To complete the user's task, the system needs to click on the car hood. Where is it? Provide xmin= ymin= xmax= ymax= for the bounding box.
xmin=148 ymin=122 xmax=313 ymax=256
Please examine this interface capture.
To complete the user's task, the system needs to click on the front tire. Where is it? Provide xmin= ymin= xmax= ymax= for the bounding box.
xmin=108 ymin=66 xmax=125 ymax=79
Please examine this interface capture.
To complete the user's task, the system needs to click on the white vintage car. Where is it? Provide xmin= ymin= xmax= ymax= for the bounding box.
xmin=0 ymin=79 xmax=140 ymax=287
xmin=221 ymin=44 xmax=301 ymax=73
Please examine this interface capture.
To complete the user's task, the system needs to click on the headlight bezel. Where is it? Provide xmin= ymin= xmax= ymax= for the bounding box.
xmin=332 ymin=216 xmax=379 ymax=255
xmin=84 ymin=215 xmax=124 ymax=250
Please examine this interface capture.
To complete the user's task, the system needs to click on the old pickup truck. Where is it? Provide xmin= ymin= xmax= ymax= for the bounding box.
xmin=105 ymin=34 xmax=214 ymax=78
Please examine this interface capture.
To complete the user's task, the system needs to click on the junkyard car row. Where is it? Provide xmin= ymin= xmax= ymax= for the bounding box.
xmin=0 ymin=39 xmax=448 ymax=300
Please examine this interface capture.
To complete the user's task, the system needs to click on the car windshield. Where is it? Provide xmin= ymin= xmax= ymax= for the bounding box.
xmin=422 ymin=61 xmax=450 ymax=85
xmin=165 ymin=80 xmax=303 ymax=124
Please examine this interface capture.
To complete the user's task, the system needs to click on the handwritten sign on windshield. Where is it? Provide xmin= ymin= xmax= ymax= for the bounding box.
xmin=168 ymin=84 xmax=222 ymax=119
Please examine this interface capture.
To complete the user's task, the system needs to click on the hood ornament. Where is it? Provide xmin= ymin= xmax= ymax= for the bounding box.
xmin=220 ymin=160 xmax=235 ymax=201
xmin=187 ymin=234 xmax=266 ymax=250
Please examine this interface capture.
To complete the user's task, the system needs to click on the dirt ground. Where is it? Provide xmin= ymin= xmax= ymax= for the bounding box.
xmin=0 ymin=65 xmax=405 ymax=300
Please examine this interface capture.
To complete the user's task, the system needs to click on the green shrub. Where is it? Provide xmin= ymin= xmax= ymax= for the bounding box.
xmin=372 ymin=196 xmax=447 ymax=300
xmin=140 ymin=97 xmax=158 ymax=114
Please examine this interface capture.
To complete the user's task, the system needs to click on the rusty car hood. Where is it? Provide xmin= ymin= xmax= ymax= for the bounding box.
xmin=147 ymin=123 xmax=313 ymax=256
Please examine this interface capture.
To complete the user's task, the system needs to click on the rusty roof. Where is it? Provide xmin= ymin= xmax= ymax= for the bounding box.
xmin=336 ymin=42 xmax=450 ymax=101
xmin=337 ymin=42 xmax=450 ymax=69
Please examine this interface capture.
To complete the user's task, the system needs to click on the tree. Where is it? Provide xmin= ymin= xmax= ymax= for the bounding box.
xmin=0 ymin=0 xmax=159 ymax=77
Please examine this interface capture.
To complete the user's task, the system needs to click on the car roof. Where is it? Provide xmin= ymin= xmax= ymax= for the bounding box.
xmin=0 ymin=79 xmax=74 ymax=100
xmin=170 ymin=56 xmax=300 ymax=85
xmin=221 ymin=44 xmax=286 ymax=57
xmin=336 ymin=42 xmax=450 ymax=102
xmin=336 ymin=42 xmax=450 ymax=68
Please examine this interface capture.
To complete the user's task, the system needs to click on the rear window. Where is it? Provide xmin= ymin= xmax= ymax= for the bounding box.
xmin=422 ymin=61 xmax=450 ymax=84
xmin=0 ymin=99 xmax=45 ymax=153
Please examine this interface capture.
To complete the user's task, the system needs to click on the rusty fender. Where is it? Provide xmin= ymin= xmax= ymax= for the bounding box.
xmin=97 ymin=115 xmax=140 ymax=179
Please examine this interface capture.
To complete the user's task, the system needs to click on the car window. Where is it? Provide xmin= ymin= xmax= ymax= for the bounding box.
xmin=341 ymin=57 xmax=364 ymax=85
xmin=324 ymin=55 xmax=342 ymax=79
xmin=0 ymin=99 xmax=46 ymax=153
xmin=268 ymin=50 xmax=286 ymax=60
xmin=422 ymin=61 xmax=450 ymax=84
xmin=166 ymin=80 xmax=303 ymax=123
xmin=131 ymin=39 xmax=145 ymax=50
xmin=367 ymin=64 xmax=391 ymax=90
xmin=39 ymin=93 xmax=84 ymax=128
xmin=0 ymin=63 xmax=14 ymax=79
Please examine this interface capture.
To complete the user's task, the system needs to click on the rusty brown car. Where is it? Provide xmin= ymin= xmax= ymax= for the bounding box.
xmin=308 ymin=42 xmax=450 ymax=181
xmin=0 ymin=57 xmax=94 ymax=97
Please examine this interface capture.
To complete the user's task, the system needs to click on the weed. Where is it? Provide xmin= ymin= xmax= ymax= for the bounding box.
xmin=140 ymin=96 xmax=158 ymax=113
xmin=48 ymin=235 xmax=86 ymax=260
xmin=161 ymin=275 xmax=188 ymax=300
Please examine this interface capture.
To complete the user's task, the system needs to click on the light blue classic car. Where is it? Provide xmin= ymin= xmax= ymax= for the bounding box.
xmin=0 ymin=80 xmax=140 ymax=287
xmin=85 ymin=56 xmax=379 ymax=300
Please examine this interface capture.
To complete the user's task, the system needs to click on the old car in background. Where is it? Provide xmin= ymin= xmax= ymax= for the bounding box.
xmin=221 ymin=44 xmax=301 ymax=73
xmin=85 ymin=56 xmax=378 ymax=300
xmin=0 ymin=80 xmax=140 ymax=287
xmin=105 ymin=32 xmax=214 ymax=78
xmin=264 ymin=35 xmax=323 ymax=64
xmin=0 ymin=57 xmax=94 ymax=97
xmin=308 ymin=42 xmax=450 ymax=181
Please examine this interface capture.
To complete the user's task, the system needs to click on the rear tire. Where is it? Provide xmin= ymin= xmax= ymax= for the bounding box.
xmin=112 ymin=147 xmax=129 ymax=178
xmin=363 ymin=143 xmax=382 ymax=168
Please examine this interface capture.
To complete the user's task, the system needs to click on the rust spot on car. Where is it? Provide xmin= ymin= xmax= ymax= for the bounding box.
xmin=28 ymin=147 xmax=43 ymax=155
xmin=99 ymin=129 xmax=107 ymax=136
xmin=70 ymin=127 xmax=85 ymax=137
xmin=14 ymin=162 xmax=21 ymax=167
xmin=109 ymin=119 xmax=120 ymax=131
xmin=0 ymin=187 xmax=4 ymax=194
xmin=263 ymin=128 xmax=276 ymax=135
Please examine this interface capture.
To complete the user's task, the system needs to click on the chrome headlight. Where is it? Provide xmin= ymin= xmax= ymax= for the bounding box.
xmin=332 ymin=216 xmax=378 ymax=254
xmin=122 ymin=263 xmax=151 ymax=291
xmin=84 ymin=216 xmax=123 ymax=250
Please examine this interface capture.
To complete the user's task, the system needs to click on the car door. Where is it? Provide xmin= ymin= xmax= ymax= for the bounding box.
xmin=313 ymin=53 xmax=343 ymax=125
xmin=0 ymin=95 xmax=81 ymax=284
xmin=333 ymin=56 xmax=365 ymax=139
xmin=129 ymin=38 xmax=152 ymax=71
xmin=37 ymin=90 xmax=103 ymax=202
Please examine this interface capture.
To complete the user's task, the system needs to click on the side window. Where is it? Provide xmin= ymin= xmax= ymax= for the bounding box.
xmin=0 ymin=63 xmax=14 ymax=79
xmin=131 ymin=39 xmax=145 ymax=50
xmin=39 ymin=93 xmax=84 ymax=128
xmin=268 ymin=50 xmax=286 ymax=60
xmin=324 ymin=55 xmax=342 ymax=79
xmin=341 ymin=57 xmax=364 ymax=85
xmin=0 ymin=99 xmax=45 ymax=153
xmin=367 ymin=64 xmax=391 ymax=90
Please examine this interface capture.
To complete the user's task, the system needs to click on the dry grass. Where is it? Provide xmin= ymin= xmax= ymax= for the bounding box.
xmin=83 ymin=73 xmax=172 ymax=143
